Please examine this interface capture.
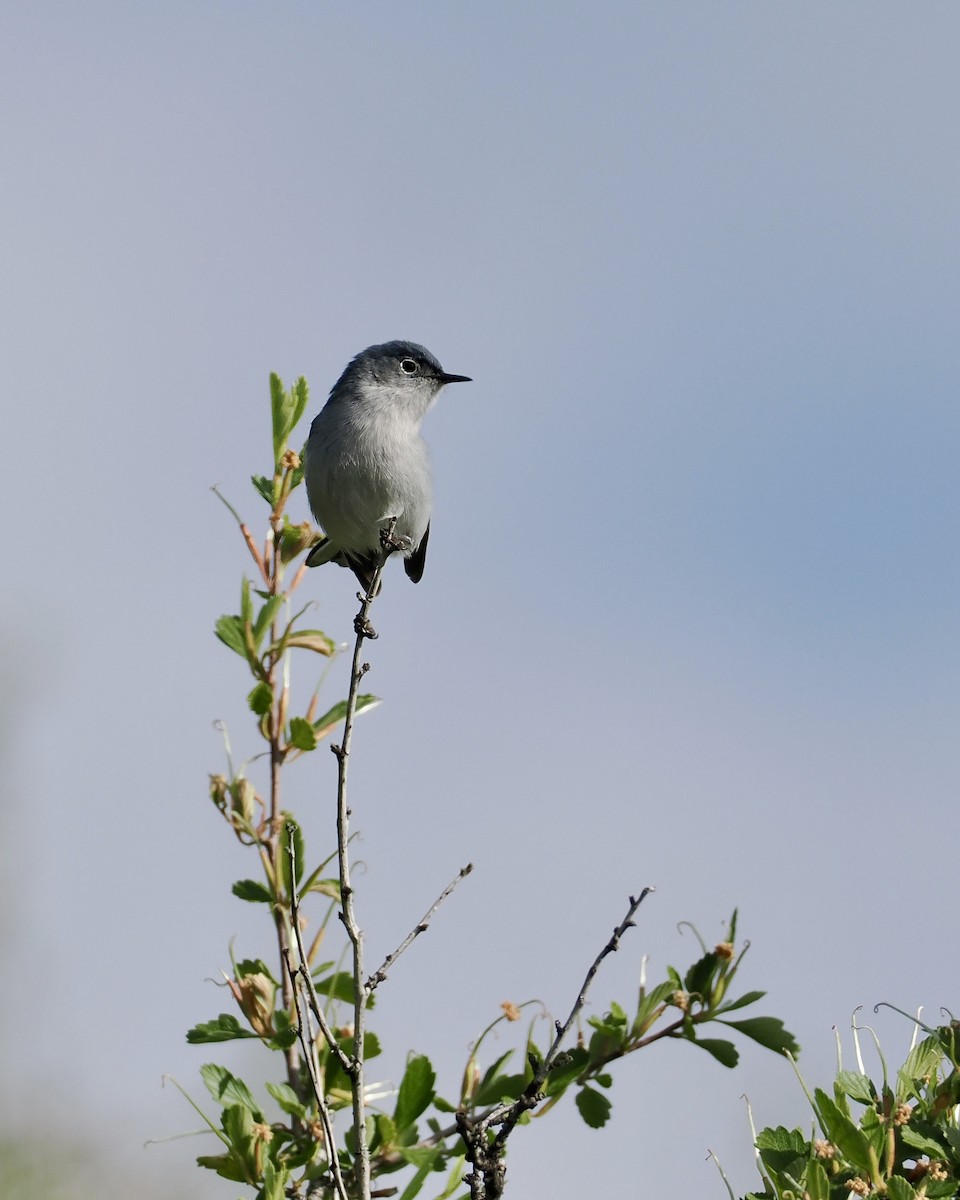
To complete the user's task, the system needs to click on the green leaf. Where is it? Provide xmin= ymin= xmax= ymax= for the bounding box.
xmin=715 ymin=989 xmax=767 ymax=1015
xmin=305 ymin=876 xmax=341 ymax=901
xmin=284 ymin=629 xmax=337 ymax=655
xmin=684 ymin=950 xmax=720 ymax=997
xmin=835 ymin=1070 xmax=877 ymax=1105
xmin=755 ymin=1125 xmax=807 ymax=1177
xmin=234 ymin=957 xmax=275 ymax=982
xmin=267 ymin=1025 xmax=298 ymax=1051
xmin=718 ymin=1015 xmax=800 ymax=1056
xmin=196 ymin=1151 xmax=250 ymax=1183
xmin=313 ymin=694 xmax=381 ymax=735
xmin=394 ymin=1054 xmax=437 ymax=1132
xmin=187 ymin=1014 xmax=257 ymax=1044
xmin=803 ymin=1159 xmax=831 ymax=1200
xmin=261 ymin=1160 xmax=287 ymax=1200
xmin=281 ymin=819 xmax=305 ymax=892
xmin=813 ymin=1088 xmax=873 ymax=1171
xmin=247 ymin=682 xmax=273 ymax=715
xmin=251 ymin=474 xmax=275 ymax=505
xmin=689 ymin=1037 xmax=739 ymax=1068
xmin=897 ymin=1035 xmax=945 ymax=1102
xmin=575 ymin=1085 xmax=612 ymax=1128
xmin=632 ymin=979 xmax=678 ymax=1036
xmin=270 ymin=373 xmax=291 ymax=466
xmin=480 ymin=1073 xmax=528 ymax=1104
xmin=543 ymin=1047 xmax=589 ymax=1097
xmin=396 ymin=1151 xmax=439 ymax=1200
xmin=315 ymin=970 xmax=355 ymax=1005
xmin=200 ymin=1064 xmax=260 ymax=1114
xmin=886 ymin=1177 xmax=919 ymax=1200
xmin=215 ymin=615 xmax=247 ymax=657
xmin=900 ymin=1124 xmax=950 ymax=1158
xmin=231 ymin=879 xmax=274 ymax=903
xmin=266 ymin=1082 xmax=308 ymax=1119
xmin=288 ymin=717 xmax=317 ymax=752
xmin=252 ymin=595 xmax=284 ymax=649
xmin=290 ymin=377 xmax=310 ymax=435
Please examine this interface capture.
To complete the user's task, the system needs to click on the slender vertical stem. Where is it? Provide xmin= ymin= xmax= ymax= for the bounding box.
xmin=333 ymin=527 xmax=394 ymax=1200
xmin=264 ymin=512 xmax=302 ymax=1101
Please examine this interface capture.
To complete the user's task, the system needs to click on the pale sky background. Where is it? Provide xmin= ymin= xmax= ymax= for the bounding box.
xmin=2 ymin=3 xmax=958 ymax=1198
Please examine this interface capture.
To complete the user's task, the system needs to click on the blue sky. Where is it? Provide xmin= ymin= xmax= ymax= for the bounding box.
xmin=2 ymin=3 xmax=958 ymax=1197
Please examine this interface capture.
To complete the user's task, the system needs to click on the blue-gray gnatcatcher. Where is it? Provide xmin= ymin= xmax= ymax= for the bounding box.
xmin=304 ymin=341 xmax=471 ymax=590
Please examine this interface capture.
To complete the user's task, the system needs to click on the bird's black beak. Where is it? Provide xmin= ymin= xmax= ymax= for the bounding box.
xmin=439 ymin=372 xmax=472 ymax=385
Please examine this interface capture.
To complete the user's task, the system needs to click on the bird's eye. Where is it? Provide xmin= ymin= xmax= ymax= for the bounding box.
xmin=399 ymin=358 xmax=419 ymax=375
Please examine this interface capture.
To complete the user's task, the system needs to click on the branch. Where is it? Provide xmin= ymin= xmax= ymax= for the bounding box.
xmin=366 ymin=863 xmax=474 ymax=993
xmin=329 ymin=521 xmax=396 ymax=1200
xmin=286 ymin=828 xmax=353 ymax=1075
xmin=457 ymin=888 xmax=655 ymax=1199
xmin=283 ymin=946 xmax=350 ymax=1200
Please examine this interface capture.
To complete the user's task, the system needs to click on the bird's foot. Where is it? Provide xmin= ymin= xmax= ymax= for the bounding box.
xmin=380 ymin=524 xmax=412 ymax=554
xmin=354 ymin=613 xmax=379 ymax=640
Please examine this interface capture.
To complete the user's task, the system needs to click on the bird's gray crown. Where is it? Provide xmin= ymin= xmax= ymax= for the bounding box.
xmin=331 ymin=340 xmax=446 ymax=397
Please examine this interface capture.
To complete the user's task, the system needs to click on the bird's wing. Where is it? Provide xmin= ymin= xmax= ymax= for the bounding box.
xmin=404 ymin=522 xmax=430 ymax=584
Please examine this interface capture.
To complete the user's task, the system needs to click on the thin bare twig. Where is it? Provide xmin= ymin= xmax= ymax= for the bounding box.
xmin=330 ymin=521 xmax=397 ymax=1200
xmin=366 ymin=863 xmax=474 ymax=993
xmin=212 ymin=485 xmax=268 ymax=581
xmin=286 ymin=829 xmax=353 ymax=1074
xmin=457 ymin=888 xmax=655 ymax=1199
xmin=283 ymin=946 xmax=350 ymax=1200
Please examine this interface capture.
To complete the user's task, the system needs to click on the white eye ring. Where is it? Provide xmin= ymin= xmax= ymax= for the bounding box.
xmin=399 ymin=358 xmax=419 ymax=375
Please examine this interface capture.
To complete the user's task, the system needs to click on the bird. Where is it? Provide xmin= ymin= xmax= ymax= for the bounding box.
xmin=303 ymin=340 xmax=471 ymax=591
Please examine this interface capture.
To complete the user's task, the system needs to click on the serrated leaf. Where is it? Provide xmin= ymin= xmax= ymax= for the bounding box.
xmin=575 ymin=1085 xmax=612 ymax=1128
xmin=200 ymin=1064 xmax=259 ymax=1113
xmin=756 ymin=1126 xmax=807 ymax=1153
xmin=813 ymin=1088 xmax=873 ymax=1170
xmin=270 ymin=373 xmax=292 ymax=466
xmin=246 ymin=682 xmax=273 ymax=715
xmin=755 ymin=1124 xmax=808 ymax=1177
xmin=215 ymin=615 xmax=247 ymax=657
xmin=251 ymin=474 xmax=275 ymax=505
xmin=897 ymin=1035 xmax=945 ymax=1102
xmin=231 ymin=879 xmax=274 ymax=903
xmin=288 ymin=717 xmax=317 ymax=751
xmin=900 ymin=1124 xmax=950 ymax=1158
xmin=234 ymin=957 xmax=275 ymax=981
xmin=187 ymin=1014 xmax=257 ymax=1044
xmin=835 ymin=1070 xmax=877 ymax=1105
xmin=267 ymin=1025 xmax=298 ymax=1051
xmin=266 ymin=1082 xmax=308 ymax=1118
xmin=886 ymin=1177 xmax=919 ymax=1200
xmin=394 ymin=1054 xmax=437 ymax=1132
xmin=689 ymin=1037 xmax=739 ymax=1068
xmin=290 ymin=377 xmax=310 ymax=433
xmin=719 ymin=1015 xmax=800 ymax=1056
xmin=684 ymin=951 xmax=720 ymax=997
